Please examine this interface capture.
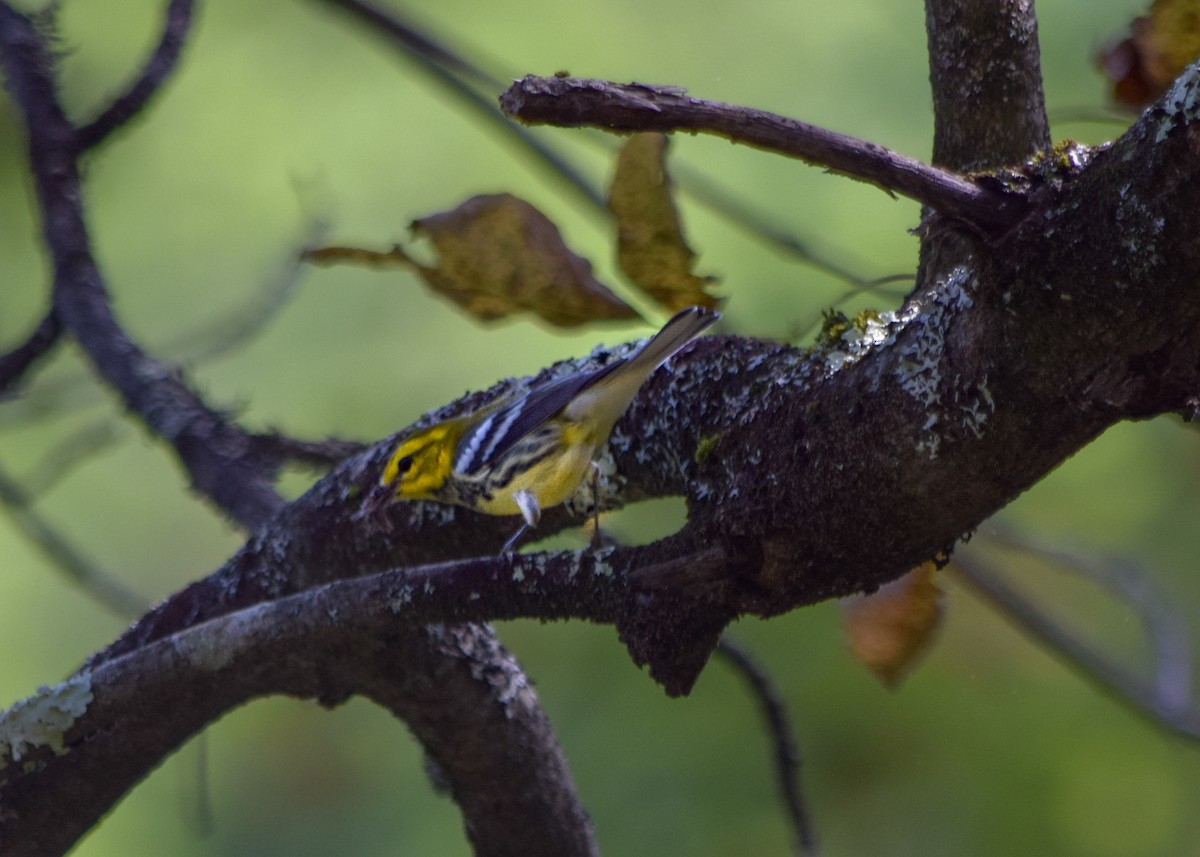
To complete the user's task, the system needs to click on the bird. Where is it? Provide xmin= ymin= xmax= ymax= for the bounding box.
xmin=374 ymin=305 xmax=718 ymax=551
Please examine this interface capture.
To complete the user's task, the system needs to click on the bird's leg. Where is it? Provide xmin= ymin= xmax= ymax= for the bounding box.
xmin=588 ymin=461 xmax=605 ymax=548
xmin=502 ymin=489 xmax=541 ymax=554
xmin=501 ymin=523 xmax=529 ymax=555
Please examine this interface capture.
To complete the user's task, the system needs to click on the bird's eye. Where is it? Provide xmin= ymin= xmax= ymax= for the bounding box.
xmin=395 ymin=454 xmax=415 ymax=476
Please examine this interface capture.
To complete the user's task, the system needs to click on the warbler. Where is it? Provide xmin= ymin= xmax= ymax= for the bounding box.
xmin=376 ymin=305 xmax=719 ymax=550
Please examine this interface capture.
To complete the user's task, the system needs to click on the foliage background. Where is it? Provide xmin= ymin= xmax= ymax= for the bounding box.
xmin=3 ymin=0 xmax=1198 ymax=854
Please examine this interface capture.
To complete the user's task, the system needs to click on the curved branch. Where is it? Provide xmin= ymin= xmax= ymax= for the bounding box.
xmin=0 ymin=310 xmax=60 ymax=395
xmin=1 ymin=557 xmax=608 ymax=856
xmin=73 ymin=0 xmax=195 ymax=151
xmin=499 ymin=75 xmax=1028 ymax=235
xmin=953 ymin=554 xmax=1200 ymax=740
xmin=716 ymin=638 xmax=816 ymax=854
xmin=0 ymin=9 xmax=585 ymax=855
xmin=0 ymin=2 xmax=281 ymax=529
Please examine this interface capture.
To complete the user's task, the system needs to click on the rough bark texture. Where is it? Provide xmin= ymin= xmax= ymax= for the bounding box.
xmin=925 ymin=0 xmax=1051 ymax=171
xmin=3 ymin=0 xmax=1200 ymax=853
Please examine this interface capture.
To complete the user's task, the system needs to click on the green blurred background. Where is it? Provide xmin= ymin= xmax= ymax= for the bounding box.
xmin=5 ymin=0 xmax=1200 ymax=854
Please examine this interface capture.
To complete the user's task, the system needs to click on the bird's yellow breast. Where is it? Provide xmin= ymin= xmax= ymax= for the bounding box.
xmin=472 ymin=422 xmax=596 ymax=516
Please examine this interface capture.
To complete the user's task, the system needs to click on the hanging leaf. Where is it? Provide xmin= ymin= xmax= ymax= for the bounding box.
xmin=1100 ymin=0 xmax=1200 ymax=110
xmin=843 ymin=562 xmax=945 ymax=690
xmin=306 ymin=193 xmax=638 ymax=328
xmin=304 ymin=245 xmax=409 ymax=269
xmin=608 ymin=133 xmax=719 ymax=312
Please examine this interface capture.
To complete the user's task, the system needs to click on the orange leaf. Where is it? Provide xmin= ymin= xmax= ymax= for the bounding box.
xmin=1100 ymin=0 xmax=1200 ymax=110
xmin=608 ymin=133 xmax=719 ymax=312
xmin=843 ymin=562 xmax=945 ymax=689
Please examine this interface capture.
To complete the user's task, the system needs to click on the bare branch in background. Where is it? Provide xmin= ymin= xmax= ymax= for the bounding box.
xmin=73 ymin=0 xmax=195 ymax=151
xmin=21 ymin=419 xmax=123 ymax=495
xmin=0 ymin=224 xmax=320 ymax=430
xmin=315 ymin=0 xmax=883 ymax=289
xmin=971 ymin=525 xmax=1195 ymax=722
xmin=317 ymin=0 xmax=606 ymax=214
xmin=0 ymin=462 xmax=146 ymax=618
xmin=0 ymin=5 xmax=590 ymax=854
xmin=717 ymin=637 xmax=818 ymax=856
xmin=953 ymin=551 xmax=1200 ymax=742
xmin=0 ymin=311 xmax=60 ymax=397
xmin=0 ymin=2 xmax=282 ymax=529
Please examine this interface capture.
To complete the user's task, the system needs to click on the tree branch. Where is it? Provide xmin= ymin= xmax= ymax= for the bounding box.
xmin=0 ymin=1 xmax=282 ymax=529
xmin=0 ymin=7 xmax=590 ymax=854
xmin=953 ymin=554 xmax=1200 ymax=740
xmin=73 ymin=0 xmax=195 ymax=151
xmin=920 ymin=0 xmax=1050 ymax=279
xmin=499 ymin=75 xmax=1029 ymax=236
xmin=716 ymin=638 xmax=816 ymax=855
xmin=925 ymin=0 xmax=1050 ymax=171
xmin=1 ymin=555 xmax=608 ymax=857
xmin=0 ymin=310 xmax=60 ymax=396
xmin=7 ymin=3 xmax=1200 ymax=851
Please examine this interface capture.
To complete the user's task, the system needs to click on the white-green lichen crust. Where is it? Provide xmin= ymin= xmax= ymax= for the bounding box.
xmin=0 ymin=673 xmax=94 ymax=770
xmin=822 ymin=266 xmax=993 ymax=460
xmin=1154 ymin=67 xmax=1200 ymax=143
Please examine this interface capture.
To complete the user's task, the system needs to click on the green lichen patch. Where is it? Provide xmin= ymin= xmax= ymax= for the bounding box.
xmin=694 ymin=433 xmax=721 ymax=465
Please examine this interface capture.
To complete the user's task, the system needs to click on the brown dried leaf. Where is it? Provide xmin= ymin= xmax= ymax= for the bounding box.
xmin=843 ymin=562 xmax=945 ymax=690
xmin=304 ymin=195 xmax=638 ymax=328
xmin=411 ymin=193 xmax=637 ymax=327
xmin=303 ymin=245 xmax=411 ymax=269
xmin=608 ymin=133 xmax=719 ymax=312
xmin=1100 ymin=0 xmax=1200 ymax=110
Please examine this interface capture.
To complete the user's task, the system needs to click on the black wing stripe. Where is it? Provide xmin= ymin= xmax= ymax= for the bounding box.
xmin=459 ymin=362 xmax=622 ymax=473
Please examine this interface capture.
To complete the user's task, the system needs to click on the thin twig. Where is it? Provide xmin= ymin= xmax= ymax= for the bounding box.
xmin=0 ymin=461 xmax=146 ymax=618
xmin=316 ymin=1 xmax=880 ymax=288
xmin=0 ymin=310 xmax=60 ymax=396
xmin=252 ymin=432 xmax=367 ymax=468
xmin=170 ymin=221 xmax=325 ymax=364
xmin=953 ymin=552 xmax=1200 ymax=741
xmin=501 ymin=75 xmax=1029 ymax=236
xmin=316 ymin=0 xmax=606 ymax=215
xmin=22 ymin=419 xmax=123 ymax=495
xmin=716 ymin=637 xmax=818 ymax=855
xmin=74 ymin=0 xmax=196 ymax=151
xmin=0 ymin=2 xmax=283 ymax=529
xmin=979 ymin=526 xmax=1193 ymax=717
xmin=0 ymin=225 xmax=323 ymax=430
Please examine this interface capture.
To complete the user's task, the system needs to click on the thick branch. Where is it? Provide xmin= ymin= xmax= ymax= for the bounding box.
xmin=499 ymin=75 xmax=1028 ymax=235
xmin=920 ymin=0 xmax=1050 ymax=279
xmin=0 ymin=558 xmax=607 ymax=857
xmin=85 ymin=51 xmax=1200 ymax=681
xmin=925 ymin=0 xmax=1050 ymax=171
